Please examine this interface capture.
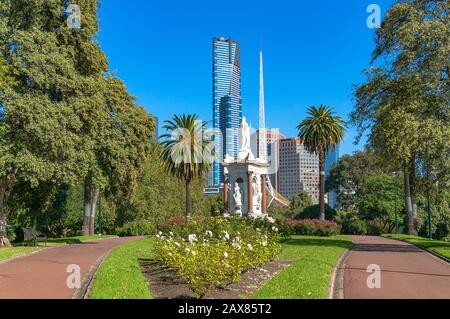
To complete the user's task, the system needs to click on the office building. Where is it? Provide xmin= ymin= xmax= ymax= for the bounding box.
xmin=210 ymin=37 xmax=242 ymax=186
xmin=278 ymin=137 xmax=320 ymax=202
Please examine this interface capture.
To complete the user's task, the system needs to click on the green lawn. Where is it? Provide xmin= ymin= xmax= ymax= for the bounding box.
xmin=46 ymin=234 xmax=117 ymax=246
xmin=0 ymin=246 xmax=40 ymax=261
xmin=382 ymin=234 xmax=450 ymax=259
xmin=88 ymin=238 xmax=154 ymax=299
xmin=252 ymin=235 xmax=352 ymax=299
xmin=88 ymin=235 xmax=351 ymax=299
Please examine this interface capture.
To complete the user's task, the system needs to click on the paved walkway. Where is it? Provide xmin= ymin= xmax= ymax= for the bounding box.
xmin=343 ymin=236 xmax=450 ymax=299
xmin=0 ymin=237 xmax=139 ymax=299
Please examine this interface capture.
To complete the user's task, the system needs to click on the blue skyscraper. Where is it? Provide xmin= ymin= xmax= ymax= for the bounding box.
xmin=325 ymin=146 xmax=340 ymax=176
xmin=325 ymin=145 xmax=340 ymax=208
xmin=210 ymin=37 xmax=242 ymax=186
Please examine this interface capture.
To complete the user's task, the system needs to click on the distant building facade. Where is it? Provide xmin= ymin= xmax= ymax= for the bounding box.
xmin=278 ymin=137 xmax=319 ymax=203
xmin=210 ymin=37 xmax=242 ymax=186
xmin=251 ymin=129 xmax=285 ymax=191
xmin=325 ymin=146 xmax=340 ymax=208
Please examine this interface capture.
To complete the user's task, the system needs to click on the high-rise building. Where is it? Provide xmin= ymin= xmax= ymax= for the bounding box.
xmin=210 ymin=37 xmax=242 ymax=186
xmin=278 ymin=138 xmax=320 ymax=202
xmin=325 ymin=146 xmax=339 ymax=176
xmin=325 ymin=146 xmax=340 ymax=208
xmin=252 ymin=129 xmax=285 ymax=190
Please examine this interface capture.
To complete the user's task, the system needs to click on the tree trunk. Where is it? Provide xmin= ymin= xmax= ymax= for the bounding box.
xmin=82 ymin=182 xmax=92 ymax=236
xmin=404 ymin=168 xmax=416 ymax=235
xmin=319 ymin=150 xmax=326 ymax=220
xmin=83 ymin=181 xmax=100 ymax=236
xmin=186 ymin=178 xmax=192 ymax=219
xmin=410 ymin=163 xmax=418 ymax=222
xmin=0 ymin=168 xmax=17 ymax=247
xmin=90 ymin=188 xmax=100 ymax=235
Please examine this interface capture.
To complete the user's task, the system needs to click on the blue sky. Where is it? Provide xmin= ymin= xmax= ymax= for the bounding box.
xmin=96 ymin=0 xmax=394 ymax=155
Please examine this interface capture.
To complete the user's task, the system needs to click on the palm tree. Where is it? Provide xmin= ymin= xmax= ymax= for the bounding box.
xmin=297 ymin=105 xmax=346 ymax=220
xmin=160 ymin=114 xmax=214 ymax=218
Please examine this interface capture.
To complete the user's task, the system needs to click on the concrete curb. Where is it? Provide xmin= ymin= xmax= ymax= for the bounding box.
xmin=72 ymin=250 xmax=110 ymax=299
xmin=327 ymin=246 xmax=352 ymax=299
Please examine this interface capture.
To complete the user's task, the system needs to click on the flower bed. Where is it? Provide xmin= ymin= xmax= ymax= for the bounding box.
xmin=154 ymin=217 xmax=281 ymax=298
xmin=286 ymin=219 xmax=341 ymax=237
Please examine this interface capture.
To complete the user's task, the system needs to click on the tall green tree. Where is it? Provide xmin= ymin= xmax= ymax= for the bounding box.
xmin=0 ymin=0 xmax=89 ymax=246
xmin=80 ymin=76 xmax=155 ymax=236
xmin=351 ymin=0 xmax=449 ymax=234
xmin=326 ymin=150 xmax=392 ymax=211
xmin=297 ymin=105 xmax=346 ymax=220
xmin=0 ymin=0 xmax=155 ymax=246
xmin=160 ymin=114 xmax=214 ymax=218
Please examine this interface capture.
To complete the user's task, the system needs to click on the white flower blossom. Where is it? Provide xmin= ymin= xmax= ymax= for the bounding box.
xmin=224 ymin=252 xmax=228 ymax=258
xmin=247 ymin=244 xmax=254 ymax=251
xmin=267 ymin=217 xmax=275 ymax=224
xmin=223 ymin=231 xmax=230 ymax=240
xmin=262 ymin=241 xmax=268 ymax=247
xmin=175 ymin=242 xmax=181 ymax=247
xmin=191 ymin=250 xmax=196 ymax=256
xmin=272 ymin=226 xmax=278 ymax=232
xmin=232 ymin=242 xmax=241 ymax=250
xmin=168 ymin=252 xmax=172 ymax=256
xmin=188 ymin=234 xmax=198 ymax=243
xmin=204 ymin=230 xmax=213 ymax=237
xmin=185 ymin=247 xmax=191 ymax=253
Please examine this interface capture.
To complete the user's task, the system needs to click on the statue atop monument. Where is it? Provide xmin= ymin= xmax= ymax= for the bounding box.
xmin=237 ymin=117 xmax=255 ymax=161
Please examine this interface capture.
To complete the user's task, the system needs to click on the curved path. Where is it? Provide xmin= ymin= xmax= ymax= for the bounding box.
xmin=343 ymin=236 xmax=450 ymax=299
xmin=0 ymin=237 xmax=139 ymax=299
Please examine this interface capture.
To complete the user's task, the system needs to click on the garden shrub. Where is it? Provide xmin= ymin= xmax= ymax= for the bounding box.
xmin=334 ymin=210 xmax=368 ymax=235
xmin=286 ymin=219 xmax=341 ymax=237
xmin=295 ymin=204 xmax=337 ymax=220
xmin=154 ymin=217 xmax=281 ymax=298
xmin=115 ymin=220 xmax=157 ymax=236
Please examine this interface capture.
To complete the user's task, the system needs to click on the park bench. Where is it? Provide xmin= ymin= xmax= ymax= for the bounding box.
xmin=22 ymin=228 xmax=47 ymax=246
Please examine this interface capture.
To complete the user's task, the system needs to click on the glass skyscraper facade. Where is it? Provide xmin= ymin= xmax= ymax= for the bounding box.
xmin=210 ymin=37 xmax=242 ymax=186
xmin=325 ymin=146 xmax=340 ymax=208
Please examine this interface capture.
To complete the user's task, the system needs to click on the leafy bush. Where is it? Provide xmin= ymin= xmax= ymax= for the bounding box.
xmin=286 ymin=219 xmax=341 ymax=237
xmin=154 ymin=217 xmax=281 ymax=298
xmin=334 ymin=210 xmax=368 ymax=235
xmin=295 ymin=204 xmax=337 ymax=220
xmin=115 ymin=220 xmax=157 ymax=237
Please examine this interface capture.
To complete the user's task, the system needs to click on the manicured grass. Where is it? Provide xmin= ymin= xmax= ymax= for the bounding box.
xmin=382 ymin=234 xmax=450 ymax=259
xmin=46 ymin=234 xmax=117 ymax=245
xmin=252 ymin=235 xmax=352 ymax=299
xmin=88 ymin=235 xmax=352 ymax=299
xmin=89 ymin=238 xmax=154 ymax=299
xmin=0 ymin=246 xmax=40 ymax=261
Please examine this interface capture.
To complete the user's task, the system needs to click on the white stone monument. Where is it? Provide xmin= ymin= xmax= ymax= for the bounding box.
xmin=223 ymin=118 xmax=269 ymax=218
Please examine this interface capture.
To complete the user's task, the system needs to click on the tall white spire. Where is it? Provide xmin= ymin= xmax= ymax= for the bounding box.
xmin=258 ymin=49 xmax=267 ymax=160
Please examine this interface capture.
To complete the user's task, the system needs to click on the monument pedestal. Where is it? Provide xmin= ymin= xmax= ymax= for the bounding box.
xmin=223 ymin=158 xmax=269 ymax=219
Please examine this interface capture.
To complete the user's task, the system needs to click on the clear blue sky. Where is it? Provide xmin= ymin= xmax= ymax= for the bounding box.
xmin=96 ymin=0 xmax=394 ymax=155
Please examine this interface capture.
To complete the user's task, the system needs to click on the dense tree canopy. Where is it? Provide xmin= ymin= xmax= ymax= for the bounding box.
xmin=351 ymin=0 xmax=449 ymax=234
xmin=0 ymin=0 xmax=155 ymax=245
